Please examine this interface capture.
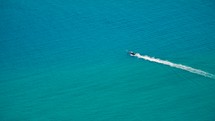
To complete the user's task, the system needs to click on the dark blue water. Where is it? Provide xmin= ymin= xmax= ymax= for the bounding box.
xmin=1 ymin=0 xmax=215 ymax=120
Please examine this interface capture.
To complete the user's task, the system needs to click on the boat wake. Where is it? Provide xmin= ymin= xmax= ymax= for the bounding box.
xmin=134 ymin=53 xmax=215 ymax=79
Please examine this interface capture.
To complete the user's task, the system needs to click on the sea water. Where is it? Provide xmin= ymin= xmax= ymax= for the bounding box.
xmin=1 ymin=0 xmax=215 ymax=120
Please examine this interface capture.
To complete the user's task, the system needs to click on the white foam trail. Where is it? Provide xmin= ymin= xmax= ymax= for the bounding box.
xmin=134 ymin=53 xmax=215 ymax=79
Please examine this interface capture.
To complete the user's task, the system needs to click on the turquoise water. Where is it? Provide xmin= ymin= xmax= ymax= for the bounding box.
xmin=1 ymin=0 xmax=215 ymax=120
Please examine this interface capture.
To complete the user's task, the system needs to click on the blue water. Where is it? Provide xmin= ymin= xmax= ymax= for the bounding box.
xmin=1 ymin=0 xmax=215 ymax=120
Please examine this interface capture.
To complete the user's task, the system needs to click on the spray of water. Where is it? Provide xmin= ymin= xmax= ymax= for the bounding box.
xmin=134 ymin=53 xmax=215 ymax=79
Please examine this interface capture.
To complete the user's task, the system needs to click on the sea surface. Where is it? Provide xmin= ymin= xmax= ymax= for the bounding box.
xmin=1 ymin=0 xmax=215 ymax=120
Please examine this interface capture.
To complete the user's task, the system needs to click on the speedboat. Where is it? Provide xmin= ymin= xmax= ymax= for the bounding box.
xmin=129 ymin=51 xmax=136 ymax=56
